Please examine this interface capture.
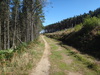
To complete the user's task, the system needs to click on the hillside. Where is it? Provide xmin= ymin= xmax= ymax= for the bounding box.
xmin=45 ymin=18 xmax=100 ymax=60
xmin=44 ymin=8 xmax=100 ymax=33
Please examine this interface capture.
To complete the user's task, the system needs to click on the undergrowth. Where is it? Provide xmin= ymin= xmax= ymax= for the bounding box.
xmin=45 ymin=36 xmax=100 ymax=75
xmin=62 ymin=44 xmax=100 ymax=74
xmin=0 ymin=36 xmax=44 ymax=75
xmin=45 ymin=17 xmax=100 ymax=59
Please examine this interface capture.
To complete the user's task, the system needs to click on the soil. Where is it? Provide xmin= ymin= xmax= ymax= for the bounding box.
xmin=30 ymin=36 xmax=50 ymax=75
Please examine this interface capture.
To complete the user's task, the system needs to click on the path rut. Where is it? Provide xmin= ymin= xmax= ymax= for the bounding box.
xmin=30 ymin=36 xmax=50 ymax=75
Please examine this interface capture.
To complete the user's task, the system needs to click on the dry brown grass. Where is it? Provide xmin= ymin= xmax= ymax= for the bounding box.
xmin=0 ymin=36 xmax=45 ymax=75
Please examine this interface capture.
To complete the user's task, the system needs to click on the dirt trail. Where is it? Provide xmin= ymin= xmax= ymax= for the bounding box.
xmin=30 ymin=36 xmax=50 ymax=75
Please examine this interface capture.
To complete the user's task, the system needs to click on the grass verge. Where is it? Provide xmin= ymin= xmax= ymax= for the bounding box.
xmin=0 ymin=36 xmax=45 ymax=75
xmin=45 ymin=36 xmax=100 ymax=75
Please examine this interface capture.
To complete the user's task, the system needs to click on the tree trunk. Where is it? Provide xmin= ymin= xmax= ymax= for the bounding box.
xmin=31 ymin=17 xmax=34 ymax=41
xmin=7 ymin=16 xmax=10 ymax=49
xmin=12 ymin=8 xmax=17 ymax=48
xmin=0 ymin=19 xmax=1 ymax=50
xmin=4 ymin=21 xmax=7 ymax=49
xmin=26 ymin=11 xmax=30 ymax=42
xmin=12 ymin=20 xmax=16 ymax=48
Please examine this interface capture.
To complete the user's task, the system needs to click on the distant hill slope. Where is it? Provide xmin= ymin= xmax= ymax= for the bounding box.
xmin=44 ymin=8 xmax=100 ymax=33
xmin=45 ymin=21 xmax=100 ymax=59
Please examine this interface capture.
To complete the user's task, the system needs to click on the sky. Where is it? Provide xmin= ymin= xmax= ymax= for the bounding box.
xmin=43 ymin=0 xmax=100 ymax=26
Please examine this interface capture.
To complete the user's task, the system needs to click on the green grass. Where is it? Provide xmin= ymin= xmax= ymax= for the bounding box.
xmin=45 ymin=36 xmax=73 ymax=75
xmin=50 ymin=51 xmax=62 ymax=60
xmin=0 ymin=49 xmax=14 ymax=61
xmin=58 ymin=62 xmax=68 ymax=70
xmin=51 ymin=44 xmax=58 ymax=50
xmin=74 ymin=23 xmax=83 ymax=31
xmin=45 ymin=36 xmax=100 ymax=75
xmin=68 ymin=50 xmax=100 ymax=72
xmin=51 ymin=72 xmax=65 ymax=75
xmin=62 ymin=45 xmax=100 ymax=74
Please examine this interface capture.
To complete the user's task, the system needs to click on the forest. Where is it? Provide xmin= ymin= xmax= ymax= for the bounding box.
xmin=44 ymin=8 xmax=100 ymax=33
xmin=0 ymin=0 xmax=44 ymax=50
xmin=0 ymin=0 xmax=46 ymax=74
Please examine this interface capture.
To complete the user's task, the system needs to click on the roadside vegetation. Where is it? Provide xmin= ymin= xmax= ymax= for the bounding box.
xmin=0 ymin=36 xmax=44 ymax=75
xmin=0 ymin=0 xmax=45 ymax=74
xmin=45 ymin=16 xmax=100 ymax=60
xmin=45 ymin=36 xmax=100 ymax=75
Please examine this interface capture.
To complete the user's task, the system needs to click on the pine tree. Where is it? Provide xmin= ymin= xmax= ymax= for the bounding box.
xmin=0 ymin=0 xmax=45 ymax=50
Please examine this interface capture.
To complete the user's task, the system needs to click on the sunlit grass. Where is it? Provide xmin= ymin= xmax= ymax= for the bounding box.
xmin=0 ymin=36 xmax=45 ymax=75
xmin=45 ymin=36 xmax=100 ymax=75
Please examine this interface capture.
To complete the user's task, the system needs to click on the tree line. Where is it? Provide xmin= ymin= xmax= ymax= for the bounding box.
xmin=0 ymin=0 xmax=45 ymax=50
xmin=44 ymin=8 xmax=100 ymax=33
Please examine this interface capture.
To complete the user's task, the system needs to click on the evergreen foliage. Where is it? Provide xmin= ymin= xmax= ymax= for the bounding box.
xmin=44 ymin=7 xmax=100 ymax=33
xmin=83 ymin=17 xmax=100 ymax=29
xmin=0 ymin=0 xmax=45 ymax=50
